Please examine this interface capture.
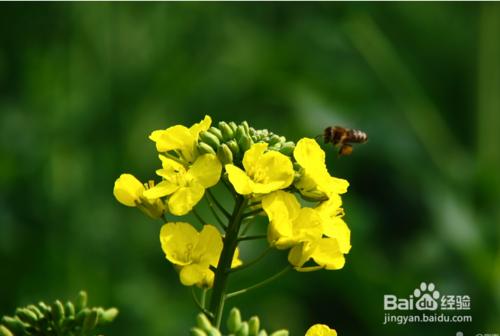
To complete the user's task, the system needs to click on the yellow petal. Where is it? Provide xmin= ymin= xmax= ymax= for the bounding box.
xmin=168 ymin=184 xmax=205 ymax=216
xmin=288 ymin=243 xmax=314 ymax=267
xmin=251 ymin=151 xmax=294 ymax=192
xmin=231 ymin=248 xmax=243 ymax=268
xmin=113 ymin=174 xmax=145 ymax=207
xmin=149 ymin=125 xmax=194 ymax=154
xmin=189 ymin=154 xmax=222 ymax=188
xmin=242 ymin=142 xmax=268 ymax=175
xmin=312 ymin=238 xmax=345 ymax=270
xmin=179 ymin=263 xmax=213 ymax=287
xmin=143 ymin=180 xmax=178 ymax=199
xmin=305 ymin=324 xmax=337 ymax=336
xmin=193 ymin=225 xmax=223 ymax=266
xmin=225 ymin=164 xmax=254 ymax=195
xmin=158 ymin=155 xmax=187 ymax=175
xmin=159 ymin=222 xmax=199 ymax=266
xmin=294 ymin=138 xmax=326 ymax=171
xmin=189 ymin=115 xmax=212 ymax=139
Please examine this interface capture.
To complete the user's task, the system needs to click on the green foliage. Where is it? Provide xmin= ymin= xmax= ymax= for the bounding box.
xmin=0 ymin=291 xmax=118 ymax=336
xmin=191 ymin=308 xmax=288 ymax=336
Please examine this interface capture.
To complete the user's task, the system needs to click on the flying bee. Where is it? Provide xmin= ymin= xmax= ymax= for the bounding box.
xmin=320 ymin=126 xmax=368 ymax=156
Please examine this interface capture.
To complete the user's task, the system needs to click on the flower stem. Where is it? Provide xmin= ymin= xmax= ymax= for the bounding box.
xmin=208 ymin=195 xmax=248 ymax=328
xmin=225 ymin=265 xmax=292 ymax=299
xmin=207 ymin=189 xmax=231 ymax=219
xmin=229 ymin=246 xmax=272 ymax=273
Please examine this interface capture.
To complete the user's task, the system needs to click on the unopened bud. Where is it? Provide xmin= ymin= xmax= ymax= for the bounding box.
xmin=207 ymin=327 xmax=222 ymax=336
xmin=229 ymin=121 xmax=238 ymax=132
xmin=258 ymin=331 xmax=268 ymax=336
xmin=82 ymin=309 xmax=99 ymax=331
xmin=99 ymin=308 xmax=118 ymax=323
xmin=279 ymin=142 xmax=295 ymax=156
xmin=75 ymin=308 xmax=91 ymax=324
xmin=76 ymin=291 xmax=88 ymax=312
xmin=241 ymin=121 xmax=250 ymax=134
xmin=190 ymin=327 xmax=208 ymax=336
xmin=1 ymin=317 xmax=28 ymax=335
xmin=208 ymin=127 xmax=224 ymax=141
xmin=217 ymin=144 xmax=234 ymax=165
xmin=227 ymin=308 xmax=242 ymax=333
xmin=200 ymin=131 xmax=221 ymax=149
xmin=248 ymin=316 xmax=260 ymax=336
xmin=238 ymin=134 xmax=253 ymax=153
xmin=52 ymin=300 xmax=65 ymax=323
xmin=236 ymin=321 xmax=249 ymax=336
xmin=15 ymin=308 xmax=38 ymax=324
xmin=270 ymin=330 xmax=289 ymax=336
xmin=65 ymin=301 xmax=75 ymax=319
xmin=37 ymin=301 xmax=51 ymax=315
xmin=226 ymin=140 xmax=240 ymax=157
xmin=197 ymin=142 xmax=217 ymax=155
xmin=27 ymin=305 xmax=44 ymax=319
xmin=268 ymin=134 xmax=281 ymax=145
xmin=219 ymin=121 xmax=234 ymax=141
xmin=0 ymin=325 xmax=13 ymax=336
xmin=196 ymin=313 xmax=212 ymax=332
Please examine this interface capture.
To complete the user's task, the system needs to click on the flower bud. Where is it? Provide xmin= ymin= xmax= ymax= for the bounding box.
xmin=190 ymin=327 xmax=208 ymax=336
xmin=15 ymin=308 xmax=38 ymax=324
xmin=0 ymin=317 xmax=28 ymax=335
xmin=248 ymin=316 xmax=260 ymax=336
xmin=227 ymin=307 xmax=242 ymax=333
xmin=75 ymin=291 xmax=88 ymax=312
xmin=37 ymin=302 xmax=51 ymax=315
xmin=52 ymin=300 xmax=65 ymax=324
xmin=270 ymin=330 xmax=289 ymax=336
xmin=236 ymin=321 xmax=249 ymax=336
xmin=200 ymin=131 xmax=221 ymax=149
xmin=0 ymin=325 xmax=13 ymax=336
xmin=82 ymin=309 xmax=99 ymax=331
xmin=64 ymin=301 xmax=75 ymax=319
xmin=235 ymin=125 xmax=246 ymax=142
xmin=208 ymin=127 xmax=224 ymax=141
xmin=226 ymin=140 xmax=240 ymax=157
xmin=75 ymin=308 xmax=90 ymax=324
xmin=219 ymin=121 xmax=234 ymax=141
xmin=279 ymin=142 xmax=295 ymax=156
xmin=197 ymin=142 xmax=217 ymax=155
xmin=26 ymin=305 xmax=43 ymax=319
xmin=258 ymin=330 xmax=268 ymax=336
xmin=268 ymin=134 xmax=281 ymax=145
xmin=238 ymin=134 xmax=253 ymax=153
xmin=217 ymin=144 xmax=234 ymax=165
xmin=196 ymin=313 xmax=213 ymax=332
xmin=99 ymin=308 xmax=119 ymax=323
xmin=207 ymin=327 xmax=222 ymax=336
xmin=241 ymin=121 xmax=250 ymax=134
xmin=229 ymin=121 xmax=238 ymax=132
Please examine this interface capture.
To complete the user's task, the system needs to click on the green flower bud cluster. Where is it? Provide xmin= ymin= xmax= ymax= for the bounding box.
xmin=196 ymin=121 xmax=296 ymax=166
xmin=190 ymin=308 xmax=288 ymax=336
xmin=0 ymin=291 xmax=118 ymax=336
xmin=248 ymin=127 xmax=296 ymax=157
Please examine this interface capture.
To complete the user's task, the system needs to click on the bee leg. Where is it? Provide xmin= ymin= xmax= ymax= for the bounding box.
xmin=338 ymin=144 xmax=353 ymax=156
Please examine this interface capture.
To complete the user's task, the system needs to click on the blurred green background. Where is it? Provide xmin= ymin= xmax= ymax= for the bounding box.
xmin=1 ymin=3 xmax=499 ymax=335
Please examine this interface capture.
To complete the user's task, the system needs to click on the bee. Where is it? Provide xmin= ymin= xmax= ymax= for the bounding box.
xmin=321 ymin=126 xmax=368 ymax=156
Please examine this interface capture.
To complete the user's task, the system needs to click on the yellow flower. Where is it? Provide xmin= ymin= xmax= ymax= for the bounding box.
xmin=143 ymin=154 xmax=222 ymax=216
xmin=294 ymin=138 xmax=349 ymax=199
xmin=149 ymin=115 xmax=211 ymax=163
xmin=159 ymin=222 xmax=242 ymax=287
xmin=113 ymin=173 xmax=165 ymax=219
xmin=262 ymin=191 xmax=322 ymax=249
xmin=305 ymin=324 xmax=337 ymax=336
xmin=315 ymin=196 xmax=351 ymax=254
xmin=226 ymin=143 xmax=294 ymax=195
xmin=288 ymin=238 xmax=346 ymax=271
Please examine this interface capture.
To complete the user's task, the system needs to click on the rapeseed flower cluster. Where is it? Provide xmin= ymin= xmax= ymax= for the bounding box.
xmin=113 ymin=115 xmax=351 ymax=335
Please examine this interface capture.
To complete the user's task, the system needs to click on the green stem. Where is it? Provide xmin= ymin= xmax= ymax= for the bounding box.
xmin=192 ymin=208 xmax=206 ymax=226
xmin=237 ymin=234 xmax=267 ymax=242
xmin=191 ymin=287 xmax=213 ymax=318
xmin=208 ymin=196 xmax=248 ymax=328
xmin=225 ymin=265 xmax=292 ymax=299
xmin=242 ymin=207 xmax=263 ymax=218
xmin=207 ymin=189 xmax=231 ymax=219
xmin=205 ymin=195 xmax=227 ymax=230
